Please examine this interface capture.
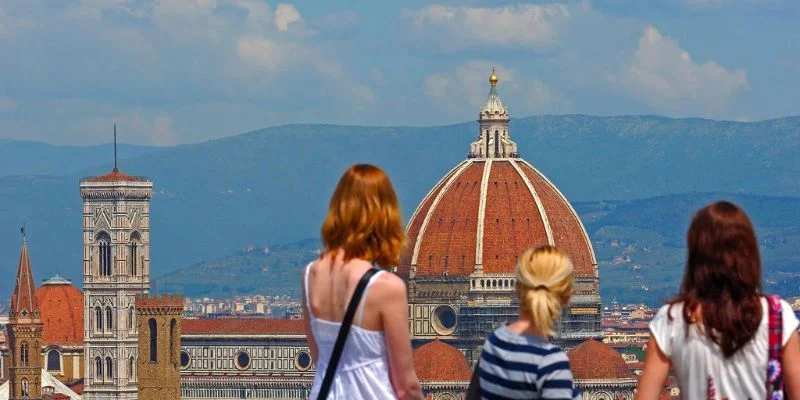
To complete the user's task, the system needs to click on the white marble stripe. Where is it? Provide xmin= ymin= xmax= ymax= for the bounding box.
xmin=410 ymin=160 xmax=472 ymax=266
xmin=404 ymin=162 xmax=466 ymax=231
xmin=511 ymin=160 xmax=554 ymax=245
xmin=517 ymin=159 xmax=597 ymax=266
xmin=474 ymin=159 xmax=493 ymax=270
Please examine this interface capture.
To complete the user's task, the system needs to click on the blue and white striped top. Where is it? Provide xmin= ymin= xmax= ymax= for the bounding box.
xmin=478 ymin=325 xmax=582 ymax=400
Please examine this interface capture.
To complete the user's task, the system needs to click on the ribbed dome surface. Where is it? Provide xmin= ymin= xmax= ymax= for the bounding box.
xmin=399 ymin=158 xmax=595 ymax=278
xmin=568 ymin=339 xmax=633 ymax=380
xmin=413 ymin=339 xmax=472 ymax=382
xmin=36 ymin=280 xmax=84 ymax=346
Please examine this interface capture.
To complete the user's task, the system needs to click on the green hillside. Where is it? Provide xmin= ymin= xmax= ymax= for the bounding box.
xmin=157 ymin=193 xmax=800 ymax=305
xmin=1 ymin=115 xmax=799 ymax=299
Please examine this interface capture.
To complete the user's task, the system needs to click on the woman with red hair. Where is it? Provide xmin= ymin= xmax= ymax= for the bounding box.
xmin=637 ymin=201 xmax=800 ymax=400
xmin=303 ymin=164 xmax=422 ymax=400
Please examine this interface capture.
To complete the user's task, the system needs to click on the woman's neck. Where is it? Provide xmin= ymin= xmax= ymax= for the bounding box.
xmin=506 ymin=314 xmax=549 ymax=341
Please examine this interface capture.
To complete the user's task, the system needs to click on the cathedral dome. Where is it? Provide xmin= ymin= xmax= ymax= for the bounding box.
xmin=398 ymin=158 xmax=595 ymax=279
xmin=413 ymin=339 xmax=472 ymax=382
xmin=36 ymin=276 xmax=84 ymax=346
xmin=568 ymin=339 xmax=633 ymax=380
xmin=399 ymin=70 xmax=595 ymax=282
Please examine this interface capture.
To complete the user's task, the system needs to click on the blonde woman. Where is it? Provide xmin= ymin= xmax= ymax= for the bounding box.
xmin=302 ymin=164 xmax=422 ymax=400
xmin=476 ymin=246 xmax=582 ymax=400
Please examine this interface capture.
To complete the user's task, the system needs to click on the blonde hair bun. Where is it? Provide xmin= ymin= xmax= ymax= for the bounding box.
xmin=515 ymin=245 xmax=574 ymax=337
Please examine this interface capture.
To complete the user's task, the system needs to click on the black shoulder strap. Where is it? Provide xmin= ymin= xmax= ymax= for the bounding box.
xmin=316 ymin=268 xmax=380 ymax=399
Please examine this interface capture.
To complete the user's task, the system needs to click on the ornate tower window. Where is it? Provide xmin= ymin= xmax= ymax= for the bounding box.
xmin=97 ymin=232 xmax=112 ymax=276
xmin=148 ymin=318 xmax=158 ymax=362
xmin=21 ymin=378 xmax=29 ymax=397
xmin=47 ymin=349 xmax=61 ymax=372
xmin=106 ymin=357 xmax=114 ymax=380
xmin=95 ymin=306 xmax=103 ymax=332
xmin=129 ymin=357 xmax=136 ymax=381
xmin=129 ymin=232 xmax=140 ymax=276
xmin=106 ymin=306 xmax=113 ymax=331
xmin=128 ymin=307 xmax=135 ymax=330
xmin=20 ymin=342 xmax=29 ymax=366
xmin=95 ymin=357 xmax=103 ymax=382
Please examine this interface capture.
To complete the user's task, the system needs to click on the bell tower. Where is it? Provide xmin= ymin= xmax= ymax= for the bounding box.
xmin=81 ymin=126 xmax=153 ymax=399
xmin=8 ymin=233 xmax=44 ymax=400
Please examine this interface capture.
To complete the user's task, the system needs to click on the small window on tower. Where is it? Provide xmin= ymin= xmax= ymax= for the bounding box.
xmin=97 ymin=232 xmax=112 ymax=276
xmin=47 ymin=349 xmax=61 ymax=372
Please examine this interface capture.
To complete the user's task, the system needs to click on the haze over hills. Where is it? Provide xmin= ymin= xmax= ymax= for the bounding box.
xmin=154 ymin=192 xmax=800 ymax=305
xmin=0 ymin=114 xmax=799 ymax=300
xmin=0 ymin=140 xmax=162 ymax=176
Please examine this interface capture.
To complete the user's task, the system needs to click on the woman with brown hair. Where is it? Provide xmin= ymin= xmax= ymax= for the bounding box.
xmin=302 ymin=164 xmax=422 ymax=400
xmin=637 ymin=201 xmax=800 ymax=400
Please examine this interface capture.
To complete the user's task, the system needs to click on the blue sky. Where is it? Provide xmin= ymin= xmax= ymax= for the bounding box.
xmin=0 ymin=0 xmax=798 ymax=145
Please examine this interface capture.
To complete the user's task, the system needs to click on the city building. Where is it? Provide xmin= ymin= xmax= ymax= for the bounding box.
xmin=80 ymin=162 xmax=153 ymax=399
xmin=136 ymin=294 xmax=183 ymax=400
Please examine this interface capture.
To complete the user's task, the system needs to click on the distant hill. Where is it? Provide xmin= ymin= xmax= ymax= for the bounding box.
xmin=156 ymin=192 xmax=800 ymax=305
xmin=0 ymin=140 xmax=162 ymax=177
xmin=1 ymin=115 xmax=799 ymax=299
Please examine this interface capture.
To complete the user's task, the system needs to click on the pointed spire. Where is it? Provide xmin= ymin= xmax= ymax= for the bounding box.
xmin=113 ymin=123 xmax=119 ymax=172
xmin=10 ymin=235 xmax=38 ymax=317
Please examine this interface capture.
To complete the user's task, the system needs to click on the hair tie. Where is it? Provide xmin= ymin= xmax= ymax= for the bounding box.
xmin=532 ymin=285 xmax=550 ymax=292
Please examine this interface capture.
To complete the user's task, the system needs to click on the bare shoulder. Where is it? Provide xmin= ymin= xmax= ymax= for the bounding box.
xmin=374 ymin=270 xmax=408 ymax=296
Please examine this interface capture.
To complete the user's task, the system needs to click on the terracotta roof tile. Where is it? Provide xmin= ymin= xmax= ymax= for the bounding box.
xmin=182 ymin=318 xmax=305 ymax=335
xmin=568 ymin=339 xmax=633 ymax=380
xmin=36 ymin=281 xmax=84 ymax=346
xmin=403 ymin=159 xmax=596 ymax=278
xmin=81 ymin=170 xmax=149 ymax=183
xmin=413 ymin=339 xmax=472 ymax=382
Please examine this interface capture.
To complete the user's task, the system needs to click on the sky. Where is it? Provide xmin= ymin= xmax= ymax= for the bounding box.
xmin=0 ymin=0 xmax=798 ymax=146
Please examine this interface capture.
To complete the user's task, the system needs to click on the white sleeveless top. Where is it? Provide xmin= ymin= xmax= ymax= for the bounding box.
xmin=650 ymin=298 xmax=799 ymax=400
xmin=304 ymin=263 xmax=397 ymax=400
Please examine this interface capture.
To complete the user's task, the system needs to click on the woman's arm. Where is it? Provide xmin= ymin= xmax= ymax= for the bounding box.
xmin=301 ymin=265 xmax=318 ymax=362
xmin=379 ymin=273 xmax=423 ymax=400
xmin=785 ymin=331 xmax=800 ymax=400
xmin=635 ymin=336 xmax=671 ymax=400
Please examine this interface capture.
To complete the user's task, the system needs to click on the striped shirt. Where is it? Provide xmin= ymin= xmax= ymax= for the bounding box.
xmin=478 ymin=325 xmax=581 ymax=400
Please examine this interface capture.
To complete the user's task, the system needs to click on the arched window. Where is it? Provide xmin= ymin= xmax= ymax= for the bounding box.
xmin=129 ymin=232 xmax=140 ymax=276
xmin=129 ymin=357 xmax=136 ymax=381
xmin=20 ymin=342 xmax=29 ymax=366
xmin=97 ymin=232 xmax=112 ymax=276
xmin=95 ymin=306 xmax=103 ymax=332
xmin=47 ymin=349 xmax=61 ymax=372
xmin=128 ymin=307 xmax=135 ymax=330
xmin=95 ymin=357 xmax=103 ymax=381
xmin=21 ymin=378 xmax=29 ymax=397
xmin=106 ymin=307 xmax=113 ymax=331
xmin=106 ymin=357 xmax=114 ymax=380
xmin=169 ymin=319 xmax=177 ymax=363
xmin=148 ymin=318 xmax=157 ymax=362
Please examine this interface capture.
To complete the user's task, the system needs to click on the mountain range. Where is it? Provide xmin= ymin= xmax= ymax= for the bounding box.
xmin=0 ymin=114 xmax=798 ymax=300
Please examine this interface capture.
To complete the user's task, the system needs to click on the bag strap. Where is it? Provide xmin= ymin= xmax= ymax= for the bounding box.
xmin=317 ymin=268 xmax=380 ymax=399
xmin=766 ymin=295 xmax=784 ymax=399
xmin=465 ymin=359 xmax=481 ymax=400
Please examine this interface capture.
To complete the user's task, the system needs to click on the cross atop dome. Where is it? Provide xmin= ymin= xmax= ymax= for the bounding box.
xmin=469 ymin=68 xmax=518 ymax=159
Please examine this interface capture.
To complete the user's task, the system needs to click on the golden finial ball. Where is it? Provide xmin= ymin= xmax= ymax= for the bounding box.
xmin=489 ymin=68 xmax=498 ymax=86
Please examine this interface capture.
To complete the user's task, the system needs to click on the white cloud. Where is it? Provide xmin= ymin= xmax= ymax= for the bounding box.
xmin=425 ymin=60 xmax=571 ymax=116
xmin=235 ymin=36 xmax=299 ymax=73
xmin=404 ymin=4 xmax=571 ymax=51
xmin=274 ymin=4 xmax=301 ymax=32
xmin=615 ymin=26 xmax=748 ymax=115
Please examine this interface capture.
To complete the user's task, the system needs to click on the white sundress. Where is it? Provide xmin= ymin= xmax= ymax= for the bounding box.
xmin=304 ymin=263 xmax=397 ymax=400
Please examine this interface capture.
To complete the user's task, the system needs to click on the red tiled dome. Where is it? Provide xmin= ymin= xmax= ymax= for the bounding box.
xmin=568 ymin=339 xmax=633 ymax=380
xmin=35 ymin=276 xmax=84 ymax=346
xmin=399 ymin=159 xmax=595 ymax=278
xmin=413 ymin=339 xmax=472 ymax=382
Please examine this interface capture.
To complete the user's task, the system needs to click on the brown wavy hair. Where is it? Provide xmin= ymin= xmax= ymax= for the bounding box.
xmin=669 ymin=201 xmax=762 ymax=358
xmin=320 ymin=164 xmax=406 ymax=268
